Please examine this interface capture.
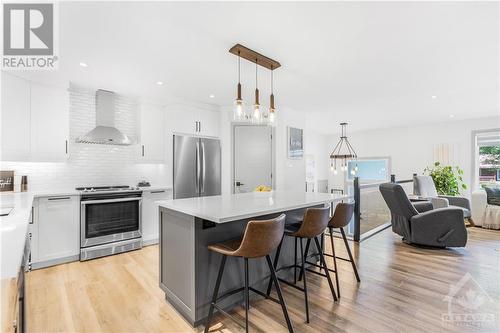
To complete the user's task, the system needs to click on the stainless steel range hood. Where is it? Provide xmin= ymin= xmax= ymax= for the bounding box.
xmin=76 ymin=89 xmax=132 ymax=145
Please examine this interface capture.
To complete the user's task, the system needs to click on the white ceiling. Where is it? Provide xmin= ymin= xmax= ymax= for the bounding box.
xmin=12 ymin=1 xmax=500 ymax=134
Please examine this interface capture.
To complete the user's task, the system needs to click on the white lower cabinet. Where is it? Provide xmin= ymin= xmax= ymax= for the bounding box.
xmin=142 ymin=189 xmax=172 ymax=244
xmin=32 ymin=195 xmax=79 ymax=268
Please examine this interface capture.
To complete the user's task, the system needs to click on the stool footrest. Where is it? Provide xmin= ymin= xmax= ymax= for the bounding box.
xmin=216 ymin=287 xmax=245 ymax=303
xmin=277 ymin=277 xmax=306 ymax=293
xmin=305 ymin=260 xmax=337 ymax=274
xmin=323 ymin=252 xmax=352 ymax=262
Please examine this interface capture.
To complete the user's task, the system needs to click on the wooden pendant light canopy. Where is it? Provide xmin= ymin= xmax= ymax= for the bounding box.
xmin=229 ymin=44 xmax=281 ymax=70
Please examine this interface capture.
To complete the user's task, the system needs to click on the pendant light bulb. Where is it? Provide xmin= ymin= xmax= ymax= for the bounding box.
xmin=233 ymin=51 xmax=245 ymax=121
xmin=253 ymin=60 xmax=261 ymax=124
xmin=332 ymin=160 xmax=338 ymax=174
xmin=269 ymin=66 xmax=276 ymax=125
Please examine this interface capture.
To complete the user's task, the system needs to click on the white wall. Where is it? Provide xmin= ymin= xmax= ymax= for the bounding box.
xmin=326 ymin=116 xmax=500 ymax=196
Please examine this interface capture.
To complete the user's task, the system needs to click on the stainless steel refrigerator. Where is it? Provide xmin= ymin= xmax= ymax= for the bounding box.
xmin=173 ymin=135 xmax=221 ymax=199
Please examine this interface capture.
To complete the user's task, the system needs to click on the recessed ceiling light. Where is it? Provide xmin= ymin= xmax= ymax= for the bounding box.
xmin=449 ymin=114 xmax=455 ymax=118
xmin=209 ymin=94 xmax=215 ymax=98
xmin=431 ymin=95 xmax=437 ymax=99
xmin=79 ymin=62 xmax=88 ymax=67
xmin=156 ymin=81 xmax=164 ymax=86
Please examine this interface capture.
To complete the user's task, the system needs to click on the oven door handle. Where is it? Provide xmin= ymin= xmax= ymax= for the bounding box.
xmin=81 ymin=197 xmax=142 ymax=205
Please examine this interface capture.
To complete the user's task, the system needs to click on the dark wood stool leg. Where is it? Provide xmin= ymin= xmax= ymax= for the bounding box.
xmin=265 ymin=255 xmax=295 ymax=333
xmin=298 ymin=238 xmax=311 ymax=282
xmin=266 ymin=237 xmax=283 ymax=296
xmin=329 ymin=227 xmax=340 ymax=298
xmin=299 ymin=238 xmax=310 ymax=323
xmin=244 ymin=258 xmax=249 ymax=333
xmin=314 ymin=236 xmax=338 ymax=302
xmin=204 ymin=255 xmax=227 ymax=333
xmin=340 ymin=228 xmax=360 ymax=282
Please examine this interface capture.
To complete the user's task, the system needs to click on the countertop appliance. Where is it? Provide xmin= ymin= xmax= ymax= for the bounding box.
xmin=77 ymin=185 xmax=142 ymax=261
xmin=173 ymin=135 xmax=221 ymax=199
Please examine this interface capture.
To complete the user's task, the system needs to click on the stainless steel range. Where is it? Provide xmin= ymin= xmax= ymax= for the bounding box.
xmin=77 ymin=185 xmax=143 ymax=261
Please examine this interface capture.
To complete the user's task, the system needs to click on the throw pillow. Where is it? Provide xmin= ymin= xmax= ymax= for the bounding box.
xmin=484 ymin=187 xmax=500 ymax=206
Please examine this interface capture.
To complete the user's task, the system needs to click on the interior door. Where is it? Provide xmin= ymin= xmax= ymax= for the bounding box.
xmin=173 ymin=135 xmax=199 ymax=199
xmin=234 ymin=125 xmax=273 ymax=193
xmin=200 ymin=138 xmax=221 ymax=197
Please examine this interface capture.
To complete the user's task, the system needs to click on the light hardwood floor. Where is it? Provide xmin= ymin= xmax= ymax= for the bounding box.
xmin=27 ymin=227 xmax=500 ymax=333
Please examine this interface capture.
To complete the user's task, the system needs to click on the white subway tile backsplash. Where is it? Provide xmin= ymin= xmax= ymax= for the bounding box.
xmin=1 ymin=88 xmax=168 ymax=190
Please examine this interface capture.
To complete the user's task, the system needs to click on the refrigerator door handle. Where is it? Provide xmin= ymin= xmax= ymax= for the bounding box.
xmin=195 ymin=140 xmax=200 ymax=194
xmin=201 ymin=141 xmax=206 ymax=195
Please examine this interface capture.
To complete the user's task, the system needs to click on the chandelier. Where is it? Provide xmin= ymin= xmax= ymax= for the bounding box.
xmin=229 ymin=44 xmax=280 ymax=126
xmin=329 ymin=123 xmax=358 ymax=175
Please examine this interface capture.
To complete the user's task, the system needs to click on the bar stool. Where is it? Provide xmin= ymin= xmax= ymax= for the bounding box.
xmin=323 ymin=202 xmax=361 ymax=298
xmin=204 ymin=214 xmax=294 ymax=333
xmin=299 ymin=203 xmax=361 ymax=298
xmin=266 ymin=207 xmax=337 ymax=324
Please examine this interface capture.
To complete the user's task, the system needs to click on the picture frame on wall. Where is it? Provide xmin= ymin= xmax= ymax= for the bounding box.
xmin=287 ymin=126 xmax=304 ymax=159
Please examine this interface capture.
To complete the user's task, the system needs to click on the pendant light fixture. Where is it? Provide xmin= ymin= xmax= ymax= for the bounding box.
xmin=229 ymin=44 xmax=281 ymax=125
xmin=329 ymin=123 xmax=358 ymax=174
xmin=268 ymin=65 xmax=276 ymax=125
xmin=252 ymin=59 xmax=261 ymax=123
xmin=233 ymin=51 xmax=245 ymax=121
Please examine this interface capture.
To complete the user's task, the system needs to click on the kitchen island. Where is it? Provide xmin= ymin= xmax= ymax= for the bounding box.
xmin=157 ymin=191 xmax=351 ymax=327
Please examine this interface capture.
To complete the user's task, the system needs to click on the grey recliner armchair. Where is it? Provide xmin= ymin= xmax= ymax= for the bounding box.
xmin=413 ymin=175 xmax=473 ymax=225
xmin=380 ymin=183 xmax=467 ymax=247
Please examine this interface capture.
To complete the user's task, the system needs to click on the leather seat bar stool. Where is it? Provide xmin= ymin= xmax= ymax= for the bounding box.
xmin=204 ymin=214 xmax=294 ymax=333
xmin=322 ymin=202 xmax=360 ymax=298
xmin=266 ymin=207 xmax=338 ymax=323
xmin=299 ymin=203 xmax=360 ymax=298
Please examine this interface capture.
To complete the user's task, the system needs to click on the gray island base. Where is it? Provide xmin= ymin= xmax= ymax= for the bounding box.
xmin=158 ymin=192 xmax=351 ymax=327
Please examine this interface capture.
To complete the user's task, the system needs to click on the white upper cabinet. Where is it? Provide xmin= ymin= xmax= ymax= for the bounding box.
xmin=30 ymin=82 xmax=69 ymax=161
xmin=197 ymin=109 xmax=219 ymax=137
xmin=166 ymin=106 xmax=197 ymax=135
xmin=138 ymin=103 xmax=165 ymax=162
xmin=0 ymin=72 xmax=69 ymax=162
xmin=1 ymin=73 xmax=31 ymax=161
xmin=165 ymin=104 xmax=219 ymax=137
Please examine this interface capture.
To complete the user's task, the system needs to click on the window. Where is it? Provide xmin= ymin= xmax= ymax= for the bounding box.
xmin=474 ymin=131 xmax=500 ymax=188
xmin=347 ymin=158 xmax=390 ymax=183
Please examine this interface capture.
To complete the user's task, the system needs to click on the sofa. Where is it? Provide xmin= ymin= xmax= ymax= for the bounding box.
xmin=380 ymin=183 xmax=467 ymax=247
xmin=472 ymin=187 xmax=500 ymax=229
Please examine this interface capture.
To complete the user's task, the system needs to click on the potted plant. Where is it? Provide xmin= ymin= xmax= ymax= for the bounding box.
xmin=424 ymin=162 xmax=467 ymax=196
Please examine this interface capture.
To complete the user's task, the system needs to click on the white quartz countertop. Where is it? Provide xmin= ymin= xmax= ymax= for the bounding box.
xmin=0 ymin=192 xmax=34 ymax=279
xmin=158 ymin=191 xmax=352 ymax=223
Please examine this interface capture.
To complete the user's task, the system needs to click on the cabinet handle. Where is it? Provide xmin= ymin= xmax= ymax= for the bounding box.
xmin=195 ymin=121 xmax=198 ymax=132
xmin=29 ymin=207 xmax=34 ymax=224
xmin=199 ymin=121 xmax=201 ymax=132
xmin=48 ymin=197 xmax=71 ymax=201
xmin=151 ymin=190 xmax=166 ymax=194
xmin=142 ymin=145 xmax=145 ymax=157
xmin=65 ymin=140 xmax=68 ymax=154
